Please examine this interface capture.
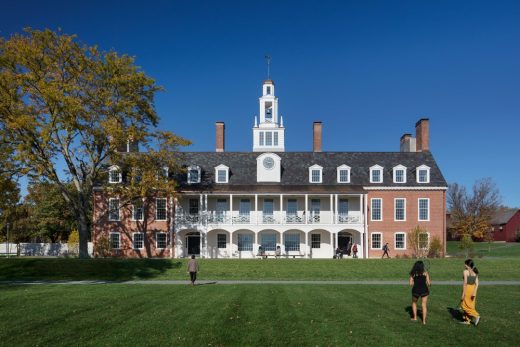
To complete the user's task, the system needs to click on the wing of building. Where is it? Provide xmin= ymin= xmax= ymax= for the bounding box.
xmin=93 ymin=79 xmax=448 ymax=258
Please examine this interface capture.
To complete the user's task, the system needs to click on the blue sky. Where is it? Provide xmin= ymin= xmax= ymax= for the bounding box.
xmin=2 ymin=0 xmax=519 ymax=207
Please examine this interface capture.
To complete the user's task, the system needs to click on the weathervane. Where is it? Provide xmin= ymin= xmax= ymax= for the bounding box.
xmin=265 ymin=54 xmax=271 ymax=80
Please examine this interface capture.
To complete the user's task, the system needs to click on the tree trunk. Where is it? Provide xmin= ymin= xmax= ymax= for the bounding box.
xmin=78 ymin=210 xmax=90 ymax=258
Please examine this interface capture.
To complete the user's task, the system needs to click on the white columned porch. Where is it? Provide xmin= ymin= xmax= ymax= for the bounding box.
xmin=335 ymin=194 xmax=338 ymax=224
xmin=330 ymin=194 xmax=334 ymax=224
xmin=230 ymin=194 xmax=233 ymax=224
xmin=279 ymin=194 xmax=283 ymax=225
xmin=305 ymin=194 xmax=308 ymax=224
xmin=363 ymin=193 xmax=368 ymax=259
xmin=305 ymin=232 xmax=309 ymax=258
xmin=255 ymin=194 xmax=258 ymax=225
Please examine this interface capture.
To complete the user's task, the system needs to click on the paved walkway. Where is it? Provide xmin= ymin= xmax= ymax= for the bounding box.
xmin=1 ymin=280 xmax=520 ymax=286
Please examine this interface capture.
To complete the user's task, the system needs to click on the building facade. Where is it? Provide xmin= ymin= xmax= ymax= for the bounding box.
xmin=93 ymin=79 xmax=447 ymax=258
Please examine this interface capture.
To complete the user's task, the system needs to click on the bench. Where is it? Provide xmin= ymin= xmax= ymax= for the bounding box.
xmin=256 ymin=253 xmax=306 ymax=259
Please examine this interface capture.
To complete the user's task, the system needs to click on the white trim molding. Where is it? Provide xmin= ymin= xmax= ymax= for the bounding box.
xmin=364 ymin=186 xmax=448 ymax=190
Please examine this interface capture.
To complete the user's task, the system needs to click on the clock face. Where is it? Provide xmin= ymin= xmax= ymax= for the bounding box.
xmin=263 ymin=157 xmax=275 ymax=170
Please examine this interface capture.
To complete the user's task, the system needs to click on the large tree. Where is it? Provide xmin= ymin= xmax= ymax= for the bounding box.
xmin=0 ymin=29 xmax=189 ymax=257
xmin=447 ymin=178 xmax=501 ymax=240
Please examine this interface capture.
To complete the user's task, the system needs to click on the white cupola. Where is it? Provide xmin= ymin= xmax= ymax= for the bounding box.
xmin=252 ymin=80 xmax=285 ymax=152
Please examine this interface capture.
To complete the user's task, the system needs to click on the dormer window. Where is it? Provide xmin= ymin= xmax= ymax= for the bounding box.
xmin=157 ymin=166 xmax=168 ymax=181
xmin=393 ymin=165 xmax=407 ymax=184
xmin=215 ymin=164 xmax=229 ymax=184
xmin=337 ymin=165 xmax=351 ymax=183
xmin=370 ymin=165 xmax=383 ymax=183
xmin=109 ymin=166 xmax=122 ymax=184
xmin=417 ymin=165 xmax=430 ymax=183
xmin=309 ymin=165 xmax=323 ymax=183
xmin=187 ymin=166 xmax=201 ymax=184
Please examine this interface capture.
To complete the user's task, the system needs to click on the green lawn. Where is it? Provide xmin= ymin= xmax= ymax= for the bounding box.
xmin=0 ymin=284 xmax=518 ymax=346
xmin=1 ymin=257 xmax=520 ymax=281
xmin=446 ymin=241 xmax=520 ymax=258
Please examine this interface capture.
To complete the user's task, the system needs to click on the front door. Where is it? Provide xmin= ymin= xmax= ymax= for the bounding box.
xmin=338 ymin=233 xmax=352 ymax=254
xmin=187 ymin=235 xmax=200 ymax=255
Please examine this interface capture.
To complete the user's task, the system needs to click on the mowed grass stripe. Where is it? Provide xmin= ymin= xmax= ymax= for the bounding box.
xmin=0 ymin=284 xmax=518 ymax=346
xmin=2 ymin=257 xmax=520 ymax=281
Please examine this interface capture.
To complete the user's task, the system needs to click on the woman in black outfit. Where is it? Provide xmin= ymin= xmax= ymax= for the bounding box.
xmin=409 ymin=260 xmax=431 ymax=324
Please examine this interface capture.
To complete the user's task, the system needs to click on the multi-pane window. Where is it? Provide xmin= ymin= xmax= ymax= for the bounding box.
xmin=370 ymin=166 xmax=383 ymax=183
xmin=418 ymin=232 xmax=429 ymax=250
xmin=132 ymin=200 xmax=144 ymax=221
xmin=419 ymin=199 xmax=429 ymax=221
xmin=395 ymin=198 xmax=406 ymax=221
xmin=156 ymin=232 xmax=167 ymax=249
xmin=265 ymin=132 xmax=273 ymax=146
xmin=133 ymin=233 xmax=144 ymax=249
xmin=311 ymin=169 xmax=321 ymax=183
xmin=109 ymin=167 xmax=121 ymax=183
xmin=371 ymin=198 xmax=382 ymax=221
xmin=285 ymin=234 xmax=300 ymax=252
xmin=156 ymin=198 xmax=167 ymax=221
xmin=188 ymin=166 xmax=200 ymax=184
xmin=371 ymin=233 xmax=382 ymax=249
xmin=311 ymin=234 xmax=321 ymax=248
xmin=238 ymin=234 xmax=253 ymax=251
xmin=239 ymin=199 xmax=251 ymax=221
xmin=109 ymin=198 xmax=120 ymax=221
xmin=394 ymin=169 xmax=405 ymax=183
xmin=109 ymin=232 xmax=120 ymax=249
xmin=338 ymin=169 xmax=349 ymax=183
xmin=217 ymin=234 xmax=227 ymax=249
xmin=217 ymin=169 xmax=227 ymax=183
xmin=418 ymin=169 xmax=429 ymax=183
xmin=395 ymin=233 xmax=406 ymax=250
xmin=259 ymin=132 xmax=264 ymax=146
xmin=216 ymin=199 xmax=227 ymax=222
xmin=261 ymin=233 xmax=276 ymax=251
xmin=273 ymin=132 xmax=278 ymax=146
xmin=263 ymin=199 xmax=274 ymax=223
xmin=189 ymin=199 xmax=199 ymax=215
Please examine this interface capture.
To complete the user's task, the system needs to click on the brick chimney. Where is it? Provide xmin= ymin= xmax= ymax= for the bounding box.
xmin=415 ymin=118 xmax=429 ymax=152
xmin=215 ymin=122 xmax=225 ymax=152
xmin=400 ymin=133 xmax=416 ymax=152
xmin=313 ymin=121 xmax=322 ymax=152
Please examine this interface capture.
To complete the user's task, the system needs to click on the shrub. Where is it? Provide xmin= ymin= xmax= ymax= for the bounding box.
xmin=428 ymin=236 xmax=443 ymax=258
xmin=407 ymin=225 xmax=429 ymax=258
xmin=459 ymin=234 xmax=474 ymax=258
xmin=67 ymin=229 xmax=79 ymax=256
xmin=94 ymin=235 xmax=111 ymax=258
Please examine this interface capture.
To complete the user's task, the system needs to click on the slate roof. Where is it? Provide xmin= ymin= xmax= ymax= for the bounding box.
xmin=175 ymin=151 xmax=447 ymax=192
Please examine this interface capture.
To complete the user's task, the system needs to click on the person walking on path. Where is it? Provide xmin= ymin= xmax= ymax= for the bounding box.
xmin=409 ymin=260 xmax=431 ymax=324
xmin=382 ymin=243 xmax=390 ymax=258
xmin=187 ymin=255 xmax=199 ymax=286
xmin=460 ymin=259 xmax=480 ymax=326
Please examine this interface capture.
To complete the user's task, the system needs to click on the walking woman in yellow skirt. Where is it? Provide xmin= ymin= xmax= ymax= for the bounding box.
xmin=460 ymin=258 xmax=480 ymax=326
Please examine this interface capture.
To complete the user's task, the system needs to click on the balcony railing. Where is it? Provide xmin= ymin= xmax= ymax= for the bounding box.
xmin=175 ymin=211 xmax=363 ymax=226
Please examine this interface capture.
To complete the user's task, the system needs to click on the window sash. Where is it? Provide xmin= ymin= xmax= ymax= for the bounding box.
xmin=133 ymin=233 xmax=144 ymax=249
xmin=418 ymin=169 xmax=428 ymax=183
xmin=371 ymin=233 xmax=382 ymax=249
xmin=217 ymin=234 xmax=227 ymax=248
xmin=371 ymin=199 xmax=382 ymax=221
xmin=395 ymin=169 xmax=404 ymax=183
xmin=188 ymin=169 xmax=199 ymax=183
xmin=287 ymin=199 xmax=297 ymax=216
xmin=339 ymin=169 xmax=349 ymax=182
xmin=311 ymin=234 xmax=321 ymax=248
xmin=132 ymin=200 xmax=144 ymax=221
xmin=217 ymin=169 xmax=227 ymax=183
xmin=156 ymin=198 xmax=167 ymax=220
xmin=189 ymin=199 xmax=199 ymax=215
xmin=265 ymin=132 xmax=273 ymax=146
xmin=238 ymin=234 xmax=253 ymax=251
xmin=372 ymin=170 xmax=381 ymax=182
xmin=109 ymin=233 xmax=120 ymax=249
xmin=395 ymin=199 xmax=405 ymax=221
xmin=284 ymin=234 xmax=300 ymax=252
xmin=419 ymin=199 xmax=429 ymax=221
xmin=395 ymin=233 xmax=405 ymax=249
xmin=339 ymin=199 xmax=349 ymax=216
xmin=311 ymin=169 xmax=321 ymax=183
xmin=239 ymin=199 xmax=251 ymax=216
xmin=263 ymin=199 xmax=274 ymax=216
xmin=261 ymin=233 xmax=276 ymax=251
xmin=109 ymin=169 xmax=121 ymax=183
xmin=156 ymin=233 xmax=167 ymax=249
xmin=259 ymin=132 xmax=264 ymax=146
xmin=109 ymin=199 xmax=120 ymax=221
xmin=273 ymin=132 xmax=278 ymax=146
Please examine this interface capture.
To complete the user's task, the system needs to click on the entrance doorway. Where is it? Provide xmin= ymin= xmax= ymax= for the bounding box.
xmin=338 ymin=232 xmax=353 ymax=255
xmin=186 ymin=234 xmax=200 ymax=255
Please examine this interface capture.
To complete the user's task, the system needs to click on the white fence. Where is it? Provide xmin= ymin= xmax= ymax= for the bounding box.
xmin=0 ymin=242 xmax=94 ymax=257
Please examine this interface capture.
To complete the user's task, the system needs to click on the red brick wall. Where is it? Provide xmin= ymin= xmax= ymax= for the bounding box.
xmin=367 ymin=190 xmax=446 ymax=258
xmin=92 ymin=191 xmax=172 ymax=258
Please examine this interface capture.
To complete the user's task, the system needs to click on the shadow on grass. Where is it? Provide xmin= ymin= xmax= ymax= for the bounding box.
xmin=405 ymin=306 xmax=423 ymax=320
xmin=0 ymin=258 xmax=183 ymax=281
xmin=447 ymin=307 xmax=464 ymax=321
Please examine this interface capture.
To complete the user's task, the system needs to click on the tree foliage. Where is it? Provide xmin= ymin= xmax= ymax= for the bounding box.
xmin=0 ymin=28 xmax=190 ymax=257
xmin=407 ymin=225 xmax=429 ymax=258
xmin=447 ymin=178 xmax=501 ymax=240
